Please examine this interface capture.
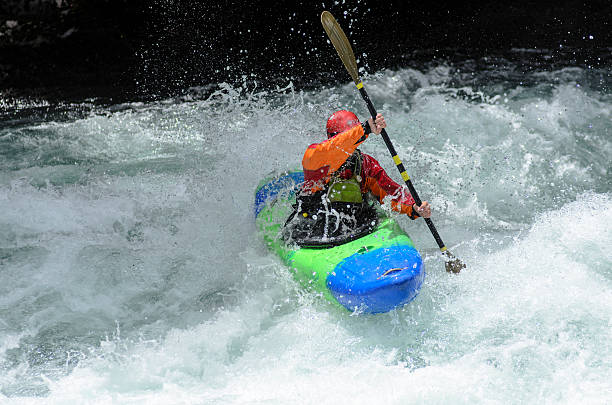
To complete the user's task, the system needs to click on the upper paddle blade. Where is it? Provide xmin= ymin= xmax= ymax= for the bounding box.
xmin=321 ymin=11 xmax=360 ymax=85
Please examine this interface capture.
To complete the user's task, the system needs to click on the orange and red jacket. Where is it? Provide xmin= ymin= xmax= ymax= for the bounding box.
xmin=302 ymin=124 xmax=419 ymax=219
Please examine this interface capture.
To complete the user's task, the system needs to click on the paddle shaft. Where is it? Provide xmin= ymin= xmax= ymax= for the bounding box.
xmin=357 ymin=86 xmax=448 ymax=252
xmin=321 ymin=10 xmax=464 ymax=270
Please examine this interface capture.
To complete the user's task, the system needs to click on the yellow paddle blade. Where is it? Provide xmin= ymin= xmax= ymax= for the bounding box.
xmin=321 ymin=11 xmax=360 ymax=85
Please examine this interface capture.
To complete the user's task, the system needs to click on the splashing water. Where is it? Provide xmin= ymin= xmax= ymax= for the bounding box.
xmin=0 ymin=62 xmax=611 ymax=403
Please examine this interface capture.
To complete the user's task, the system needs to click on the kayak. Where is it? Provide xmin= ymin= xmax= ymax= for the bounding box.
xmin=254 ymin=170 xmax=425 ymax=313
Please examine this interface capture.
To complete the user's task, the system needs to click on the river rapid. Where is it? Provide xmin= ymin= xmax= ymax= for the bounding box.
xmin=1 ymin=60 xmax=611 ymax=404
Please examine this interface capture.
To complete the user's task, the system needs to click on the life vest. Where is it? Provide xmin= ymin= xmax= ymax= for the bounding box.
xmin=326 ymin=150 xmax=363 ymax=204
xmin=283 ymin=150 xmax=379 ymax=247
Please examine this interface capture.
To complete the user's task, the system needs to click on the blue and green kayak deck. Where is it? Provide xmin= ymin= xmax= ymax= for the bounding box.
xmin=254 ymin=171 xmax=424 ymax=313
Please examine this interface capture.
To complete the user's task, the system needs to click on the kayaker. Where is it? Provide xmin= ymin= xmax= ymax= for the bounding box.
xmin=284 ymin=110 xmax=430 ymax=245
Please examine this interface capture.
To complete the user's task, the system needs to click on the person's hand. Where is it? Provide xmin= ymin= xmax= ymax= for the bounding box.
xmin=413 ymin=201 xmax=431 ymax=218
xmin=367 ymin=113 xmax=386 ymax=135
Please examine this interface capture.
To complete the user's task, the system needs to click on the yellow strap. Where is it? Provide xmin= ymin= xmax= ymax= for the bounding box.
xmin=401 ymin=171 xmax=410 ymax=181
xmin=440 ymin=246 xmax=447 ymax=252
xmin=378 ymin=267 xmax=408 ymax=279
xmin=356 ymin=82 xmax=363 ymax=89
xmin=392 ymin=155 xmax=402 ymax=165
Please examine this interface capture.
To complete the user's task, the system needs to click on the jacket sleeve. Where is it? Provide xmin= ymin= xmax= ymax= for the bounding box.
xmin=302 ymin=124 xmax=369 ymax=191
xmin=361 ymin=153 xmax=420 ymax=219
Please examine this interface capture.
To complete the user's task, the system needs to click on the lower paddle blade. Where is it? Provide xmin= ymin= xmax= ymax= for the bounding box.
xmin=444 ymin=251 xmax=465 ymax=273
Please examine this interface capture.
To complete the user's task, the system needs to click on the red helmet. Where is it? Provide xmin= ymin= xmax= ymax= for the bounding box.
xmin=326 ymin=110 xmax=360 ymax=138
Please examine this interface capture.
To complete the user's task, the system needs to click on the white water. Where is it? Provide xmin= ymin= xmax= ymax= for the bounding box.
xmin=1 ymin=65 xmax=611 ymax=403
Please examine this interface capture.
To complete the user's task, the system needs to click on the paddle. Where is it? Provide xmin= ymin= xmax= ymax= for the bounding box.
xmin=321 ymin=11 xmax=465 ymax=273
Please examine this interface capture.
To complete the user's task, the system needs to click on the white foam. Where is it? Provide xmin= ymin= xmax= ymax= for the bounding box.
xmin=1 ymin=66 xmax=611 ymax=403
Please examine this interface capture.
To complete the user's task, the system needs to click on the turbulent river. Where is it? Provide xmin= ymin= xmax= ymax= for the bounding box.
xmin=1 ymin=61 xmax=611 ymax=404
